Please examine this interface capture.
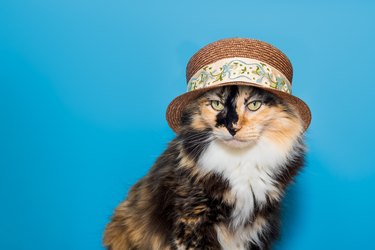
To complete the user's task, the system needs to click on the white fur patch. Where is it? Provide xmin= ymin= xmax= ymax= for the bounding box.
xmin=198 ymin=137 xmax=299 ymax=248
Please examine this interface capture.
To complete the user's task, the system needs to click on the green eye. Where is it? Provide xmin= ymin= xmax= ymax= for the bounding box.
xmin=247 ymin=101 xmax=262 ymax=111
xmin=210 ymin=100 xmax=224 ymax=111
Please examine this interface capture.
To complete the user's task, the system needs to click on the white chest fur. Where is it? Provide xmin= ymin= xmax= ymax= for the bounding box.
xmin=198 ymin=138 xmax=294 ymax=248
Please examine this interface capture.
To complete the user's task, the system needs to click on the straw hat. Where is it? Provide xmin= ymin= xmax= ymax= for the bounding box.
xmin=166 ymin=38 xmax=311 ymax=132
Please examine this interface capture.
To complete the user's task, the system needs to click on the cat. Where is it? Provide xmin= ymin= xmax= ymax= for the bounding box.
xmin=103 ymin=85 xmax=305 ymax=250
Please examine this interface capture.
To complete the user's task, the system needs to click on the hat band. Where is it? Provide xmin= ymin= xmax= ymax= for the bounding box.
xmin=187 ymin=57 xmax=292 ymax=94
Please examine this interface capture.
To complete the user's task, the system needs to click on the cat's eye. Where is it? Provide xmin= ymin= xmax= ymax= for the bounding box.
xmin=247 ymin=100 xmax=262 ymax=111
xmin=210 ymin=100 xmax=224 ymax=111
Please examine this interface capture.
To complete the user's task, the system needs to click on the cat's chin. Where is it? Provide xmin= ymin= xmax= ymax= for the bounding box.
xmin=217 ymin=138 xmax=256 ymax=149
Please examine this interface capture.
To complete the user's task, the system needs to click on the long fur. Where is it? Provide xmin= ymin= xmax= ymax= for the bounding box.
xmin=103 ymin=86 xmax=306 ymax=250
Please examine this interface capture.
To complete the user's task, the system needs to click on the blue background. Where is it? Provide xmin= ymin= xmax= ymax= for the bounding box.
xmin=1 ymin=1 xmax=375 ymax=249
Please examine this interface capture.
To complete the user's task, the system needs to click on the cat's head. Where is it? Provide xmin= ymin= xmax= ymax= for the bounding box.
xmin=179 ymin=85 xmax=304 ymax=150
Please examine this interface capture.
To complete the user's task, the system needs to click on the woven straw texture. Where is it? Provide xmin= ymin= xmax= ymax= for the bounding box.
xmin=166 ymin=38 xmax=311 ymax=132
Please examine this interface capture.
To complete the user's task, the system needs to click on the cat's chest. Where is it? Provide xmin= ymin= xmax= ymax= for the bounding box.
xmin=198 ymin=140 xmax=283 ymax=227
xmin=226 ymin=162 xmax=278 ymax=222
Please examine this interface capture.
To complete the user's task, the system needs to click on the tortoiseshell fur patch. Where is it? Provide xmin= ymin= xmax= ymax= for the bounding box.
xmin=104 ymin=86 xmax=305 ymax=250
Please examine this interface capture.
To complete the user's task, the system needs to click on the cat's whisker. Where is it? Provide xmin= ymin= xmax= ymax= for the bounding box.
xmin=105 ymin=85 xmax=307 ymax=250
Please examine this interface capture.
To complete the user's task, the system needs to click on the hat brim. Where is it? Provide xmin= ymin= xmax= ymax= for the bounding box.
xmin=166 ymin=82 xmax=311 ymax=133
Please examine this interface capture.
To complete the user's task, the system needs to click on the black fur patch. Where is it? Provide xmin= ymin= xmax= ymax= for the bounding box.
xmin=104 ymin=85 xmax=306 ymax=250
xmin=250 ymin=87 xmax=298 ymax=118
xmin=215 ymin=86 xmax=239 ymax=135
xmin=172 ymin=171 xmax=232 ymax=249
xmin=250 ymin=87 xmax=280 ymax=106
xmin=180 ymin=128 xmax=212 ymax=161
xmin=180 ymin=108 xmax=195 ymax=127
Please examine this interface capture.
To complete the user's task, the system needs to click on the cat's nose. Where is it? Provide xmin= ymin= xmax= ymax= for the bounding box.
xmin=227 ymin=127 xmax=238 ymax=136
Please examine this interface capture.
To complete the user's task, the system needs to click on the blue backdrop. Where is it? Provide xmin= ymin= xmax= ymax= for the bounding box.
xmin=1 ymin=1 xmax=375 ymax=249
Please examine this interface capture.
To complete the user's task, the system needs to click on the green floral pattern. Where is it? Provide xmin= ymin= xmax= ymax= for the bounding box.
xmin=187 ymin=58 xmax=291 ymax=94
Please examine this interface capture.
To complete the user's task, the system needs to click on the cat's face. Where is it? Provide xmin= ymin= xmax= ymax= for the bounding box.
xmin=180 ymin=86 xmax=303 ymax=150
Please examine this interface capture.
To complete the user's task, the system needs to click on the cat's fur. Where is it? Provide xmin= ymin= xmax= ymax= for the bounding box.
xmin=103 ymin=86 xmax=305 ymax=250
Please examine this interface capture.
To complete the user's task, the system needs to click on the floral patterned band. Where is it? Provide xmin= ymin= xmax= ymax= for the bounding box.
xmin=187 ymin=57 xmax=292 ymax=94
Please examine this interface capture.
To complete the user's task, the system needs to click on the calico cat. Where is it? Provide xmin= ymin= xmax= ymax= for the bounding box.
xmin=103 ymin=85 xmax=305 ymax=250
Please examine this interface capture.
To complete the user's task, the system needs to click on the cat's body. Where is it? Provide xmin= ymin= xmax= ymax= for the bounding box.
xmin=104 ymin=86 xmax=305 ymax=250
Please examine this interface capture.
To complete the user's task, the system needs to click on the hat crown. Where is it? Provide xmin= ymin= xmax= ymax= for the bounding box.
xmin=166 ymin=38 xmax=311 ymax=133
xmin=186 ymin=38 xmax=293 ymax=84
